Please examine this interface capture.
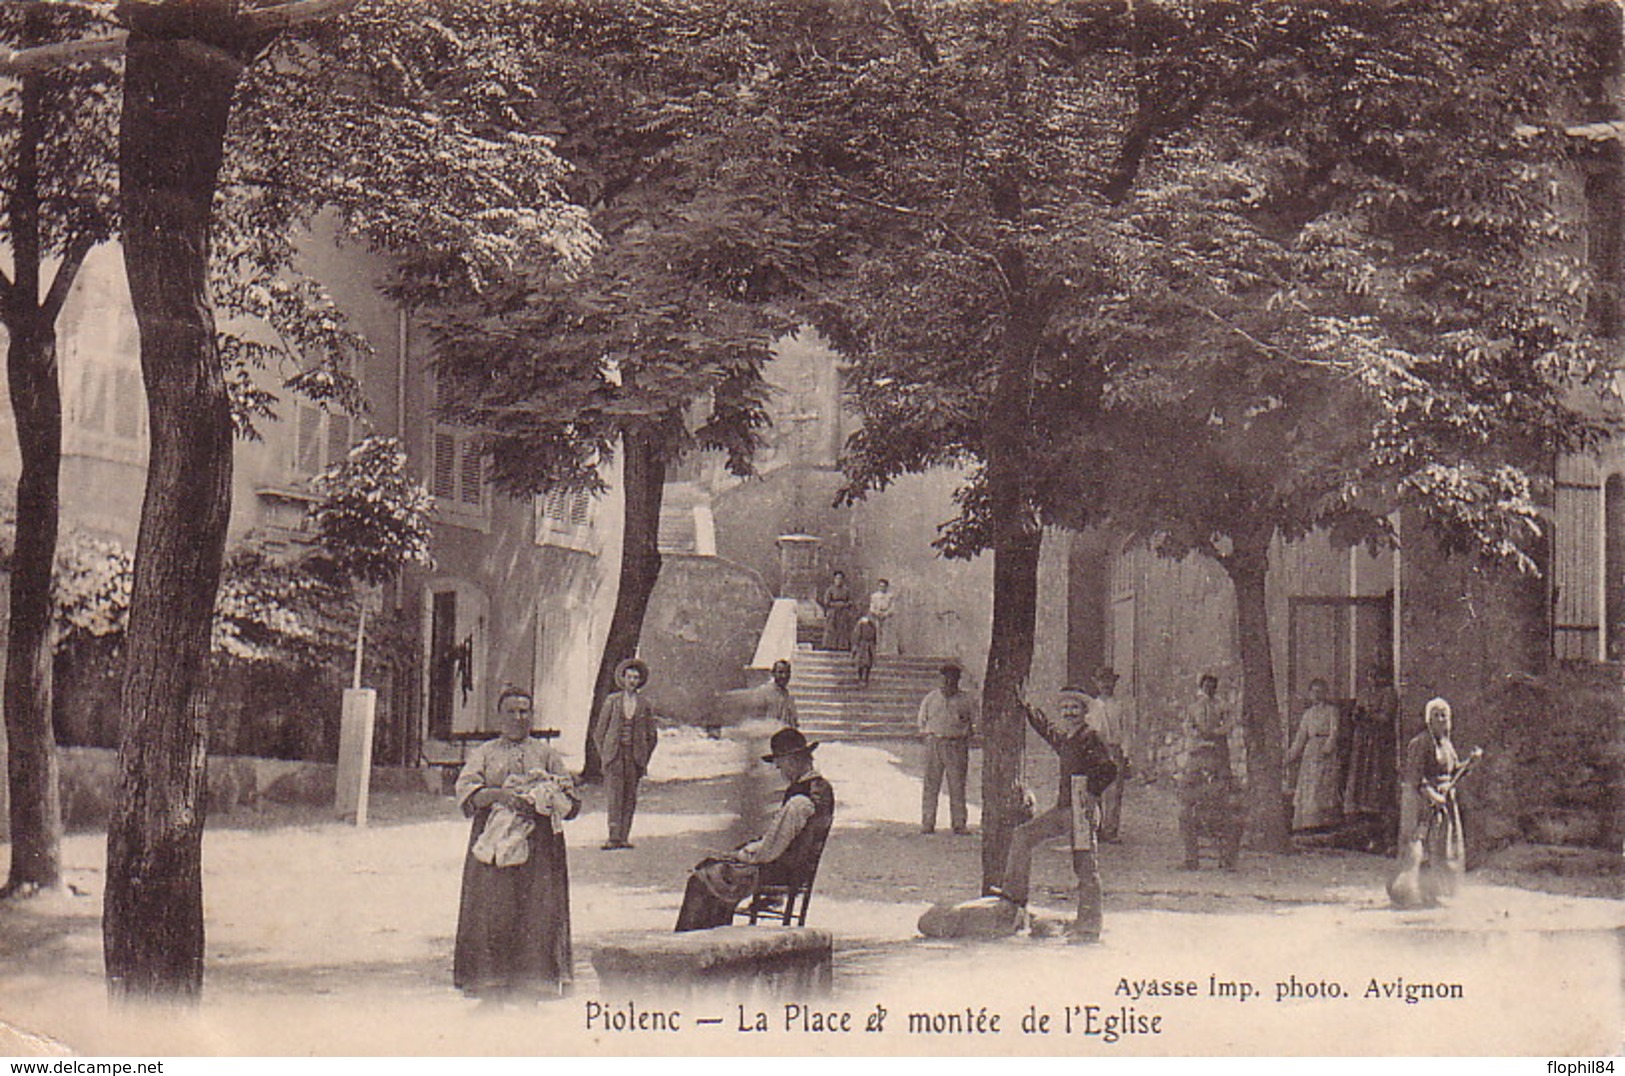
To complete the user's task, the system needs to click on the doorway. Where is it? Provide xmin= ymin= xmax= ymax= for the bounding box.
xmin=1286 ymin=594 xmax=1393 ymax=729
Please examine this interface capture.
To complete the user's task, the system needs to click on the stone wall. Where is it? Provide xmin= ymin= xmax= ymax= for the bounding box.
xmin=52 ymin=636 xmax=355 ymax=763
xmin=640 ymin=554 xmax=774 ymax=726
xmin=1456 ymin=664 xmax=1623 ymax=855
xmin=45 ymin=747 xmax=434 ymax=834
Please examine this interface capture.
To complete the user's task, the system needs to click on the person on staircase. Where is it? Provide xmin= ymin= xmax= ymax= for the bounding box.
xmin=819 ymin=570 xmax=857 ymax=651
xmin=917 ymin=663 xmax=979 ymax=835
xmin=852 ymin=614 xmax=878 ymax=686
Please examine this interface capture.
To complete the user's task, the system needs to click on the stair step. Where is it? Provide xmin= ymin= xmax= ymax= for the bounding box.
xmin=794 ymin=697 xmax=924 ymax=707
xmin=797 ymin=698 xmax=925 ymax=708
xmin=793 ymin=652 xmax=955 ymax=666
xmin=789 ymin=679 xmax=936 ymax=685
xmin=776 ymin=652 xmax=961 ymax=741
xmin=797 ymin=712 xmax=917 ymax=724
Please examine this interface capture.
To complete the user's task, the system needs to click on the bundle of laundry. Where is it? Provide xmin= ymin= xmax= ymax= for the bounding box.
xmin=473 ymin=770 xmax=580 ymax=867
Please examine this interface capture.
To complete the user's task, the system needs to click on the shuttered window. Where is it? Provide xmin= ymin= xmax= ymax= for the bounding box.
xmin=1553 ymin=453 xmax=1604 ymax=661
xmin=431 ymin=425 xmax=488 ymax=521
xmin=432 ymin=431 xmax=458 ymax=500
xmin=293 ymin=404 xmax=353 ymax=476
xmin=540 ymin=487 xmax=591 ymax=526
xmin=535 ymin=486 xmax=596 ymax=551
xmin=459 ymin=440 xmax=483 ymax=506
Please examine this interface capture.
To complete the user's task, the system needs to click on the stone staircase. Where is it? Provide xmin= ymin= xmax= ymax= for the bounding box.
xmin=657 ymin=481 xmax=712 ymax=555
xmin=786 ymin=646 xmax=951 ymax=741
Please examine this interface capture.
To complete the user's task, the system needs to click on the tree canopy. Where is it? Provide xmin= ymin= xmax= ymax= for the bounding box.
xmin=754 ymin=0 xmax=1620 ymax=857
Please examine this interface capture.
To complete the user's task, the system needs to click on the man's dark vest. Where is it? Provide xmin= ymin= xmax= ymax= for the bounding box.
xmin=1052 ymin=728 xmax=1118 ymax=807
xmin=775 ymin=774 xmax=835 ymax=880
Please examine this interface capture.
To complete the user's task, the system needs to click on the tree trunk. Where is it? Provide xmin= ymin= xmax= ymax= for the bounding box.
xmin=103 ymin=13 xmax=249 ymax=1000
xmin=1222 ymin=531 xmax=1290 ymax=853
xmin=581 ymin=419 xmax=668 ymax=780
xmin=2 ymin=317 xmax=64 ymax=897
xmin=979 ymin=526 xmax=1041 ymax=890
xmin=1 ymin=39 xmax=65 ymax=896
xmin=979 ymin=245 xmax=1044 ymax=891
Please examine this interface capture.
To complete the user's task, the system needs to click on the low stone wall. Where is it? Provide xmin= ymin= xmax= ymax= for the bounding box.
xmin=48 ymin=747 xmax=435 ymax=832
xmin=1462 ymin=664 xmax=1623 ymax=855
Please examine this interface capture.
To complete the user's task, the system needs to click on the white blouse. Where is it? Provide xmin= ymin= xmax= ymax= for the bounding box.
xmin=455 ymin=737 xmax=572 ymax=813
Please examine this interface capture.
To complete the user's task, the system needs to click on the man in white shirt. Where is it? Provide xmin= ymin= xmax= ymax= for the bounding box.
xmin=751 ymin=659 xmax=799 ymax=728
xmin=1087 ymin=666 xmax=1132 ymax=843
xmin=918 ymin=664 xmax=979 ymax=835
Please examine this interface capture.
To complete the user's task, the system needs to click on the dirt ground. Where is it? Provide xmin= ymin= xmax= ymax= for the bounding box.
xmin=0 ymin=732 xmax=1619 ymax=1057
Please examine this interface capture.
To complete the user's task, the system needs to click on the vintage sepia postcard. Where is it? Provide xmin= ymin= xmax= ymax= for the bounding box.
xmin=0 ymin=0 xmax=1620 ymax=1061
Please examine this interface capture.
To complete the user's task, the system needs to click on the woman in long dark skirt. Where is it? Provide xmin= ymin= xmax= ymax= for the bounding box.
xmin=453 ymin=686 xmax=578 ymax=1000
xmin=1396 ymin=696 xmax=1471 ymax=904
xmin=820 ymin=570 xmax=856 ymax=651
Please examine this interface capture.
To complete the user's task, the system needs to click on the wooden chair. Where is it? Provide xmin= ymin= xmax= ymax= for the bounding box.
xmin=734 ymin=818 xmax=832 ymax=927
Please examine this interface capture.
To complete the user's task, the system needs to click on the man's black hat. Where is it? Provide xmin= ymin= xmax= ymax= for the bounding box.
xmin=762 ymin=727 xmax=819 ymax=762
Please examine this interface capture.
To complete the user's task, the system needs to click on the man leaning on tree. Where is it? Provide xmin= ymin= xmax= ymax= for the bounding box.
xmin=992 ymin=686 xmax=1117 ymax=942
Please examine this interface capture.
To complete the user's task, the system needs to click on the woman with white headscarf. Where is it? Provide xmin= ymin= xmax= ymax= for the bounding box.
xmin=1396 ymin=697 xmax=1477 ymax=902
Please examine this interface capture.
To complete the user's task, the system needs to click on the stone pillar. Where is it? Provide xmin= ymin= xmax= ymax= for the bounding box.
xmin=335 ymin=688 xmax=377 ymax=826
xmin=777 ymin=533 xmax=823 ymax=624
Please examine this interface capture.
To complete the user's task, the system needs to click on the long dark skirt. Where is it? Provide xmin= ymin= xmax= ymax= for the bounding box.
xmin=1343 ymin=721 xmax=1395 ymax=817
xmin=453 ymin=810 xmax=573 ymax=998
xmin=821 ymin=604 xmax=855 ymax=650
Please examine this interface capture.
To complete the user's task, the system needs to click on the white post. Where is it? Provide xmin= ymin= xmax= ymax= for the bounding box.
xmin=336 ymin=687 xmax=378 ymax=826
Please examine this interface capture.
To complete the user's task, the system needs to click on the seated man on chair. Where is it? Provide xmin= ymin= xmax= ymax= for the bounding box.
xmin=675 ymin=728 xmax=835 ymax=931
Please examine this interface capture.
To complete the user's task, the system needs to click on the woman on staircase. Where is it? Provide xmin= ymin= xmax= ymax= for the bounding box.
xmin=819 ymin=570 xmax=856 ymax=651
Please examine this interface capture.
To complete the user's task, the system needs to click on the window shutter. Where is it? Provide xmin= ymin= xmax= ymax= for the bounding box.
xmin=433 ymin=431 xmax=458 ymax=501
xmin=541 ymin=488 xmax=565 ymax=521
xmin=296 ymin=405 xmax=324 ymax=474
xmin=458 ymin=437 xmax=483 ymax=506
xmin=568 ymin=488 xmax=590 ymax=526
xmin=1553 ymin=454 xmax=1603 ymax=660
xmin=327 ymin=413 xmax=353 ymax=468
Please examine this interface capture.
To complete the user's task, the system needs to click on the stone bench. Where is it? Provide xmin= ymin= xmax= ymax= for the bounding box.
xmin=592 ymin=926 xmax=833 ymax=998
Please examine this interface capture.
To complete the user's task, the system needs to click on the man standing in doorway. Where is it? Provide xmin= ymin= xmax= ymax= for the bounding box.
xmin=917 ymin=663 xmax=978 ymax=835
xmin=594 ymin=658 xmax=658 ymax=850
xmin=1088 ymin=666 xmax=1132 ymax=843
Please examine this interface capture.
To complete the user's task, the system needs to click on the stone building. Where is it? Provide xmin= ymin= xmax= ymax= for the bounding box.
xmin=0 ymin=232 xmax=624 ymax=781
